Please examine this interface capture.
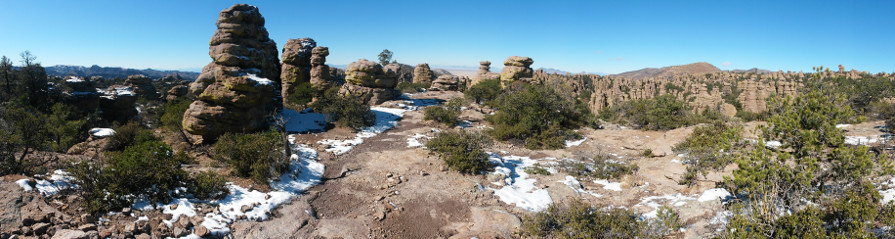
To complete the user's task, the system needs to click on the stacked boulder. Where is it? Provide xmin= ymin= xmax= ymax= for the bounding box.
xmin=183 ymin=4 xmax=281 ymax=142
xmin=412 ymin=63 xmax=435 ymax=85
xmin=99 ymin=86 xmax=138 ymax=123
xmin=340 ymin=59 xmax=400 ymax=105
xmin=499 ymin=56 xmax=534 ymax=84
xmin=472 ymin=61 xmax=500 ymax=86
xmin=280 ymin=38 xmax=316 ymax=105
xmin=309 ymin=46 xmax=332 ymax=89
xmin=431 ymin=75 xmax=459 ymax=91
xmin=61 ymin=76 xmax=100 ymax=116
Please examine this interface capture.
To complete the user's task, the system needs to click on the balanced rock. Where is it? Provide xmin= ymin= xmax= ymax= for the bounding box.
xmin=499 ymin=56 xmax=533 ymax=84
xmin=280 ymin=38 xmax=316 ymax=105
xmin=166 ymin=85 xmax=189 ymax=101
xmin=309 ymin=46 xmax=331 ymax=89
xmin=413 ymin=63 xmax=435 ymax=85
xmin=473 ymin=61 xmax=500 ymax=86
xmin=341 ymin=59 xmax=401 ymax=105
xmin=183 ymin=4 xmax=281 ymax=142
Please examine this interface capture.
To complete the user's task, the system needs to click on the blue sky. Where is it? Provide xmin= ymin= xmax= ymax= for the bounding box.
xmin=1 ymin=0 xmax=893 ymax=74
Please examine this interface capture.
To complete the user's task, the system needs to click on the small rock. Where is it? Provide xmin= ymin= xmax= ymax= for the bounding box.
xmin=77 ymin=224 xmax=96 ymax=232
xmin=121 ymin=208 xmax=131 ymax=214
xmin=98 ymin=229 xmax=112 ymax=238
xmin=194 ymin=225 xmax=210 ymax=237
xmin=265 ymin=194 xmax=271 ymax=200
xmin=22 ymin=226 xmax=32 ymax=236
xmin=241 ymin=205 xmax=253 ymax=213
xmin=170 ymin=204 xmax=178 ymax=210
xmin=176 ymin=215 xmax=193 ymax=228
xmin=135 ymin=233 xmax=150 ymax=239
xmin=50 ymin=229 xmax=88 ymax=239
xmin=173 ymin=227 xmax=188 ymax=237
xmin=79 ymin=214 xmax=95 ymax=224
xmin=398 ymin=176 xmax=406 ymax=182
xmin=386 ymin=173 xmax=393 ymax=178
xmin=32 ymin=223 xmax=51 ymax=235
xmin=419 ymin=170 xmax=428 ymax=176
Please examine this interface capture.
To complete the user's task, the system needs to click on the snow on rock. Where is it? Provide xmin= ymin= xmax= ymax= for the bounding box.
xmin=488 ymin=154 xmax=553 ymax=211
xmin=245 ymin=73 xmax=274 ymax=86
xmin=593 ymin=179 xmax=622 ymax=191
xmin=89 ymin=128 xmax=116 ymax=138
xmin=564 ymin=137 xmax=587 ymax=148
xmin=845 ymin=136 xmax=879 ymax=145
xmin=882 ymin=178 xmax=895 ymax=204
xmin=698 ymin=188 xmax=732 ymax=202
xmin=638 ymin=194 xmax=696 ymax=218
xmin=559 ymin=176 xmax=602 ymax=198
xmin=65 ymin=76 xmax=84 ymax=83
xmin=280 ymin=108 xmax=327 ymax=133
xmin=764 ymin=140 xmax=782 ymax=149
xmin=406 ymin=133 xmax=431 ymax=148
xmin=318 ymin=107 xmax=407 ymax=155
xmin=14 ymin=170 xmax=76 ymax=196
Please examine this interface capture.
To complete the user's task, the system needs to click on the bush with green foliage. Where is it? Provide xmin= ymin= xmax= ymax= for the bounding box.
xmin=425 ymin=130 xmax=493 ymax=174
xmin=105 ymin=121 xmax=157 ymax=151
xmin=486 ymin=83 xmax=585 ymax=150
xmin=464 ymin=79 xmax=501 ymax=105
xmin=600 ymin=94 xmax=700 ymax=130
xmin=285 ymin=82 xmax=316 ymax=110
xmin=395 ymin=82 xmax=430 ymax=93
xmin=522 ymin=200 xmax=681 ymax=238
xmin=309 ymin=88 xmax=374 ymax=130
xmin=188 ymin=171 xmax=229 ymax=200
xmin=719 ymin=90 xmax=895 ymax=237
xmin=47 ymin=103 xmax=90 ymax=152
xmin=559 ymin=156 xmax=638 ymax=180
xmin=212 ymin=130 xmax=288 ymax=184
xmin=424 ymin=98 xmax=464 ymax=127
xmin=673 ymin=122 xmax=743 ymax=186
xmin=73 ymin=139 xmax=191 ymax=213
xmin=0 ymin=105 xmax=50 ymax=175
xmin=524 ymin=163 xmax=551 ymax=175
xmin=159 ymin=98 xmax=192 ymax=131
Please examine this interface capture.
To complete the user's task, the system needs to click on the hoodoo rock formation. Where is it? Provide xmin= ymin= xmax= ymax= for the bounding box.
xmin=309 ymin=46 xmax=331 ymax=89
xmin=280 ymin=38 xmax=316 ymax=106
xmin=182 ymin=4 xmax=282 ymax=142
xmin=500 ymin=56 xmax=534 ymax=84
xmin=340 ymin=59 xmax=400 ymax=105
xmin=472 ymin=61 xmax=500 ymax=86
xmin=412 ymin=63 xmax=434 ymax=85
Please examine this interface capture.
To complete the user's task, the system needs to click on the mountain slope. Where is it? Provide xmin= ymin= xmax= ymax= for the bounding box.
xmin=614 ymin=62 xmax=721 ymax=80
xmin=46 ymin=65 xmax=200 ymax=80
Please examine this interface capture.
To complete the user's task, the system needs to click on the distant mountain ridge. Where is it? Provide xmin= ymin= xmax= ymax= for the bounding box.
xmin=613 ymin=62 xmax=721 ymax=80
xmin=45 ymin=65 xmax=200 ymax=80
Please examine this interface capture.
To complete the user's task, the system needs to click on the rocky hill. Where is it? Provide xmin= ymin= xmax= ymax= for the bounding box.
xmin=46 ymin=65 xmax=200 ymax=80
xmin=613 ymin=62 xmax=721 ymax=80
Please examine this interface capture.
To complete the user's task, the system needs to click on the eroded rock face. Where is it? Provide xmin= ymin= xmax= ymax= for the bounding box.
xmin=412 ymin=63 xmax=434 ymax=85
xmin=431 ymin=75 xmax=459 ymax=91
xmin=500 ymin=56 xmax=534 ymax=84
xmin=183 ymin=4 xmax=281 ymax=142
xmin=309 ymin=46 xmax=331 ymax=89
xmin=280 ymin=38 xmax=316 ymax=105
xmin=341 ymin=59 xmax=400 ymax=105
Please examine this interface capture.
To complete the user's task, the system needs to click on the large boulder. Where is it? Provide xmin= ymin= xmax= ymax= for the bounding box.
xmin=280 ymin=38 xmax=316 ymax=105
xmin=61 ymin=76 xmax=100 ymax=116
xmin=183 ymin=4 xmax=281 ymax=142
xmin=345 ymin=59 xmax=398 ymax=88
xmin=500 ymin=56 xmax=534 ymax=84
xmin=431 ymin=75 xmax=459 ymax=91
xmin=99 ymin=86 xmax=138 ymax=123
xmin=339 ymin=84 xmax=401 ymax=106
xmin=125 ymin=74 xmax=159 ymax=100
xmin=412 ymin=63 xmax=434 ymax=85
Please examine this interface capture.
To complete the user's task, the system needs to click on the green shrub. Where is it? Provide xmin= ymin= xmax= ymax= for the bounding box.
xmin=653 ymin=206 xmax=683 ymax=235
xmin=47 ymin=103 xmax=89 ymax=152
xmin=213 ymin=130 xmax=288 ymax=184
xmin=105 ymin=121 xmax=157 ymax=151
xmin=464 ymin=79 xmax=501 ymax=105
xmin=522 ymin=200 xmax=675 ymax=238
xmin=189 ymin=171 xmax=229 ymax=200
xmin=486 ymin=83 xmax=584 ymax=150
xmin=734 ymin=110 xmax=769 ymax=122
xmin=524 ymin=163 xmax=551 ymax=175
xmin=424 ymin=101 xmax=460 ymax=127
xmin=425 ymin=130 xmax=492 ymax=174
xmin=159 ymin=98 xmax=192 ymax=131
xmin=674 ymin=122 xmax=742 ymax=185
xmin=602 ymin=94 xmax=698 ymax=130
xmin=73 ymin=140 xmax=190 ymax=213
xmin=559 ymin=156 xmax=638 ymax=180
xmin=641 ymin=149 xmax=654 ymax=158
xmin=285 ymin=81 xmax=316 ymax=110
xmin=310 ymin=88 xmax=374 ymax=130
xmin=0 ymin=105 xmax=50 ymax=175
xmin=396 ymin=82 xmax=430 ymax=93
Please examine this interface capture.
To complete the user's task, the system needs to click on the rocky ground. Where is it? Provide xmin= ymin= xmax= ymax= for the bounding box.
xmin=1 ymin=90 xmax=892 ymax=239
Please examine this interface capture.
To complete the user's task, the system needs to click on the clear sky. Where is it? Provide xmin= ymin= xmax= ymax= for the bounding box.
xmin=1 ymin=0 xmax=893 ymax=74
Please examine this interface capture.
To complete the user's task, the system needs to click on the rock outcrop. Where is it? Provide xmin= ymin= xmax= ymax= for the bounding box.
xmin=280 ymin=38 xmax=316 ymax=105
xmin=309 ymin=46 xmax=331 ymax=89
xmin=183 ymin=4 xmax=281 ymax=142
xmin=412 ymin=63 xmax=434 ymax=85
xmin=500 ymin=56 xmax=534 ymax=84
xmin=99 ymin=86 xmax=138 ymax=123
xmin=340 ymin=59 xmax=400 ymax=105
xmin=431 ymin=75 xmax=459 ymax=91
xmin=472 ymin=61 xmax=500 ymax=86
xmin=125 ymin=75 xmax=159 ymax=100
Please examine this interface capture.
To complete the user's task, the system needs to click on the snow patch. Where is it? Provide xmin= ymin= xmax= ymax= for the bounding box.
xmin=16 ymin=170 xmax=76 ymax=196
xmin=65 ymin=76 xmax=84 ymax=83
xmin=698 ymin=188 xmax=731 ymax=202
xmin=245 ymin=73 xmax=274 ymax=86
xmin=406 ymin=133 xmax=431 ymax=148
xmin=835 ymin=124 xmax=851 ymax=129
xmin=89 ymin=128 xmax=116 ymax=138
xmin=882 ymin=178 xmax=895 ymax=204
xmin=489 ymin=154 xmax=553 ymax=211
xmin=845 ymin=136 xmax=879 ymax=145
xmin=559 ymin=176 xmax=602 ymax=198
xmin=318 ymin=107 xmax=407 ymax=155
xmin=638 ymin=194 xmax=696 ymax=218
xmin=765 ymin=140 xmax=782 ymax=149
xmin=280 ymin=108 xmax=327 ymax=133
xmin=593 ymin=179 xmax=622 ymax=191
xmin=564 ymin=137 xmax=587 ymax=147
xmin=15 ymin=179 xmax=33 ymax=192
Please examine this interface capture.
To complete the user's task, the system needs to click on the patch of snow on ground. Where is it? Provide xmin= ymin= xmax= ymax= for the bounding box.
xmin=15 ymin=179 xmax=33 ymax=192
xmin=559 ymin=176 xmax=602 ymax=198
xmin=280 ymin=108 xmax=327 ymax=133
xmin=318 ymin=107 xmax=407 ymax=155
xmin=836 ymin=124 xmax=851 ymax=129
xmin=245 ymin=73 xmax=274 ymax=86
xmin=593 ymin=179 xmax=622 ymax=191
xmin=882 ymin=178 xmax=895 ymax=204
xmin=698 ymin=188 xmax=732 ymax=202
xmin=765 ymin=140 xmax=782 ymax=149
xmin=638 ymin=194 xmax=696 ymax=218
xmin=22 ymin=170 xmax=77 ymax=196
xmin=65 ymin=76 xmax=84 ymax=83
xmin=564 ymin=137 xmax=587 ymax=147
xmin=488 ymin=153 xmax=553 ymax=211
xmin=406 ymin=133 xmax=431 ymax=148
xmin=89 ymin=128 xmax=115 ymax=137
xmin=845 ymin=136 xmax=879 ymax=145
